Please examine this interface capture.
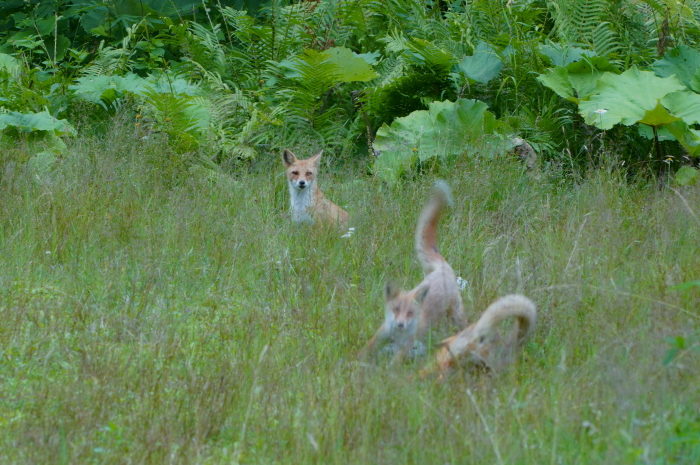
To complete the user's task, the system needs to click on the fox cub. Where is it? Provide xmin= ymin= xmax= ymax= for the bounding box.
xmin=282 ymin=149 xmax=349 ymax=227
xmin=423 ymin=294 xmax=536 ymax=380
xmin=360 ymin=181 xmax=466 ymax=363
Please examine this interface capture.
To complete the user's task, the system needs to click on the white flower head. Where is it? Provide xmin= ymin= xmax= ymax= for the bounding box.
xmin=593 ymin=108 xmax=608 ymax=115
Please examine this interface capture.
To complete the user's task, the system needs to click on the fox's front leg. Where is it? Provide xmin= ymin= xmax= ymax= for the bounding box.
xmin=359 ymin=324 xmax=390 ymax=359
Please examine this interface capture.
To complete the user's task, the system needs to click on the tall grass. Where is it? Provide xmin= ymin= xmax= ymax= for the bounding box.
xmin=1 ymin=121 xmax=699 ymax=464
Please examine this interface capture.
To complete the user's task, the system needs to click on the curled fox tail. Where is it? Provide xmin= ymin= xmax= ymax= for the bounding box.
xmin=422 ymin=294 xmax=536 ymax=380
xmin=473 ymin=294 xmax=536 ymax=348
xmin=415 ymin=180 xmax=453 ymax=273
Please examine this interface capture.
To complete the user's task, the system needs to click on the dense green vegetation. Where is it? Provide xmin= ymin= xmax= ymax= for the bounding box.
xmin=1 ymin=1 xmax=700 ymax=464
xmin=1 ymin=0 xmax=700 ymax=179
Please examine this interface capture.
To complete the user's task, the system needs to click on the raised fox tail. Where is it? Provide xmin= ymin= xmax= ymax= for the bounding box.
xmin=473 ymin=294 xmax=536 ymax=347
xmin=415 ymin=180 xmax=453 ymax=274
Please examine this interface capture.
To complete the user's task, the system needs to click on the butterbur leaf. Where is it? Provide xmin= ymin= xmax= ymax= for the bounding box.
xmin=373 ymin=99 xmax=515 ymax=182
xmin=665 ymin=121 xmax=700 ymax=156
xmin=537 ymin=57 xmax=617 ymax=103
xmin=324 ymin=47 xmax=379 ymax=82
xmin=0 ymin=111 xmax=76 ymax=136
xmin=539 ymin=43 xmax=596 ymax=67
xmin=537 ymin=67 xmax=576 ymax=101
xmin=661 ymin=91 xmax=700 ymax=125
xmin=579 ymin=68 xmax=685 ymax=129
xmin=457 ymin=42 xmax=503 ymax=84
xmin=652 ymin=45 xmax=700 ymax=93
xmin=641 ymin=103 xmax=680 ymax=127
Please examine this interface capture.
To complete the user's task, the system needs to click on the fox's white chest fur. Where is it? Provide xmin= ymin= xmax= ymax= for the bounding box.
xmin=288 ymin=182 xmax=314 ymax=223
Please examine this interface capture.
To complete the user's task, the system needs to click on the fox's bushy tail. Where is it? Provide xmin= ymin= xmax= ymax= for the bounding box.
xmin=415 ymin=180 xmax=453 ymax=273
xmin=474 ymin=294 xmax=536 ymax=347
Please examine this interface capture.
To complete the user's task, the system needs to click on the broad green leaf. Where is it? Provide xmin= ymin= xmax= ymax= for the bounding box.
xmin=566 ymin=58 xmax=618 ymax=99
xmin=537 ymin=67 xmax=576 ymax=101
xmin=641 ymin=103 xmax=680 ymax=126
xmin=144 ymin=74 xmax=201 ymax=96
xmin=579 ymin=68 xmax=685 ymax=129
xmin=357 ymin=51 xmax=381 ymax=65
xmin=0 ymin=111 xmax=75 ymax=136
xmin=652 ymin=45 xmax=700 ymax=92
xmin=539 ymin=43 xmax=596 ymax=67
xmin=325 ymin=47 xmax=379 ymax=82
xmin=537 ymin=57 xmax=617 ymax=103
xmin=373 ymin=99 xmax=515 ymax=182
xmin=666 ymin=121 xmax=700 ymax=156
xmin=70 ymin=74 xmax=149 ymax=106
xmin=674 ymin=166 xmax=699 ymax=186
xmin=457 ymin=42 xmax=503 ymax=84
xmin=662 ymin=91 xmax=700 ymax=125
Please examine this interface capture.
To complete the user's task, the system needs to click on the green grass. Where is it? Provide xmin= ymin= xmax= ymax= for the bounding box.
xmin=1 ymin=122 xmax=699 ymax=464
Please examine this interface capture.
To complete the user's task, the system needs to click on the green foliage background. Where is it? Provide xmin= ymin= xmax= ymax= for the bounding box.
xmin=1 ymin=0 xmax=699 ymax=179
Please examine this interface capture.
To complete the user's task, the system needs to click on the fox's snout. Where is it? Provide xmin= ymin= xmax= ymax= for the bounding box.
xmin=297 ymin=179 xmax=307 ymax=189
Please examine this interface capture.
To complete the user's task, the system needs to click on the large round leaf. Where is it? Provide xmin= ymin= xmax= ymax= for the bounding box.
xmin=652 ymin=45 xmax=700 ymax=93
xmin=579 ymin=68 xmax=685 ymax=129
xmin=373 ymin=99 xmax=515 ymax=182
xmin=662 ymin=91 xmax=700 ymax=126
xmin=537 ymin=57 xmax=617 ymax=103
xmin=457 ymin=42 xmax=503 ymax=84
xmin=0 ymin=111 xmax=75 ymax=136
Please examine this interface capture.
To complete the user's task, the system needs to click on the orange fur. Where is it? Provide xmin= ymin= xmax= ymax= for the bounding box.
xmin=421 ymin=294 xmax=536 ymax=380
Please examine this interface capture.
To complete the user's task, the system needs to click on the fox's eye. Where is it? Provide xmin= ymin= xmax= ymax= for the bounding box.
xmin=291 ymin=171 xmax=299 ymax=175
xmin=407 ymin=311 xmax=414 ymax=318
xmin=479 ymin=335 xmax=486 ymax=343
xmin=305 ymin=171 xmax=313 ymax=177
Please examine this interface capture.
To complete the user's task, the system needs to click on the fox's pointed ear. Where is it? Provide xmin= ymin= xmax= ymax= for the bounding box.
xmin=310 ymin=150 xmax=323 ymax=165
xmin=282 ymin=149 xmax=297 ymax=167
xmin=384 ymin=281 xmax=400 ymax=301
xmin=415 ymin=286 xmax=429 ymax=303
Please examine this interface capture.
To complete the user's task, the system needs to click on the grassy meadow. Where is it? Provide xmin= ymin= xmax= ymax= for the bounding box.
xmin=1 ymin=122 xmax=700 ymax=464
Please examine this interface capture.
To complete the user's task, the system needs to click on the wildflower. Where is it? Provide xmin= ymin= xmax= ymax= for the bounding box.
xmin=593 ymin=109 xmax=608 ymax=115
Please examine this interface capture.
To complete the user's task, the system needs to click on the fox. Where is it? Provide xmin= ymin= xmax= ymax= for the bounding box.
xmin=282 ymin=149 xmax=349 ymax=227
xmin=421 ymin=294 xmax=536 ymax=380
xmin=359 ymin=180 xmax=467 ymax=363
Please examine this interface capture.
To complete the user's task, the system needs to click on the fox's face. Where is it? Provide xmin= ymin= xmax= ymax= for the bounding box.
xmin=384 ymin=282 xmax=428 ymax=333
xmin=283 ymin=149 xmax=322 ymax=191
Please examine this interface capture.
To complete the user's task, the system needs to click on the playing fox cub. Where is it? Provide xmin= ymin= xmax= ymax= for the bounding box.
xmin=282 ymin=149 xmax=349 ymax=227
xmin=360 ymin=180 xmax=466 ymax=363
xmin=422 ymin=294 xmax=536 ymax=380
